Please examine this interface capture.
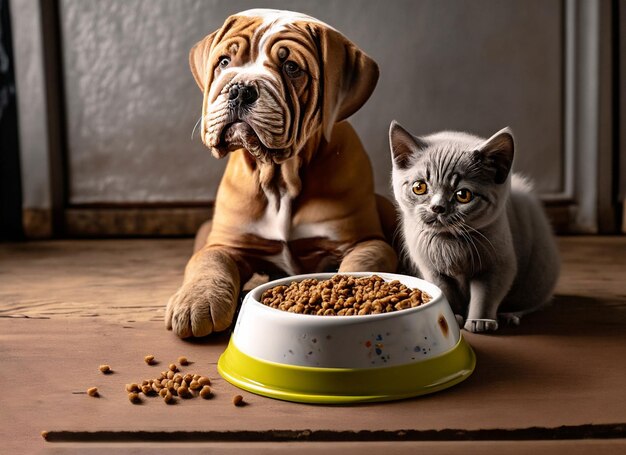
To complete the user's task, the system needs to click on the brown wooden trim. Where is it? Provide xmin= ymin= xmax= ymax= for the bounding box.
xmin=22 ymin=208 xmax=53 ymax=239
xmin=64 ymin=207 xmax=213 ymax=237
xmin=59 ymin=201 xmax=573 ymax=238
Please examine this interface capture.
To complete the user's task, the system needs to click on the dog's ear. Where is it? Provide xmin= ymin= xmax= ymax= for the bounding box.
xmin=189 ymin=31 xmax=218 ymax=92
xmin=318 ymin=29 xmax=379 ymax=142
xmin=318 ymin=28 xmax=379 ymax=142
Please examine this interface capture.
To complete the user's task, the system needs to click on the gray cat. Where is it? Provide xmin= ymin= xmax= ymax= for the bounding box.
xmin=389 ymin=121 xmax=560 ymax=333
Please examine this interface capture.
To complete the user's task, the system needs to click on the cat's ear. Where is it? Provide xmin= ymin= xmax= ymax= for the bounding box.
xmin=389 ymin=121 xmax=427 ymax=169
xmin=477 ymin=127 xmax=514 ymax=184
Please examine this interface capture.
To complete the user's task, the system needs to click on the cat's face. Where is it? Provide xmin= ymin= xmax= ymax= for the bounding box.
xmin=389 ymin=122 xmax=514 ymax=233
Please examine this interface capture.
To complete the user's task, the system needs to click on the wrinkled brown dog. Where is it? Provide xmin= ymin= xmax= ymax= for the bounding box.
xmin=166 ymin=9 xmax=397 ymax=338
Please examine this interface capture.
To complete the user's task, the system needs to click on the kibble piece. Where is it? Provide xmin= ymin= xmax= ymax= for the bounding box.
xmin=183 ymin=373 xmax=193 ymax=384
xmin=199 ymin=386 xmax=213 ymax=399
xmin=141 ymin=384 xmax=152 ymax=395
xmin=177 ymin=385 xmax=191 ymax=398
xmin=126 ymin=383 xmax=140 ymax=393
xmin=128 ymin=392 xmax=141 ymax=403
xmin=232 ymin=394 xmax=244 ymax=406
xmin=168 ymin=363 xmax=178 ymax=372
xmin=198 ymin=376 xmax=211 ymax=387
xmin=144 ymin=354 xmax=156 ymax=365
xmin=178 ymin=356 xmax=189 ymax=366
xmin=87 ymin=387 xmax=99 ymax=397
xmin=41 ymin=431 xmax=49 ymax=440
xmin=98 ymin=365 xmax=111 ymax=374
xmin=159 ymin=388 xmax=168 ymax=398
xmin=166 ymin=370 xmax=174 ymax=380
xmin=163 ymin=391 xmax=174 ymax=404
xmin=189 ymin=380 xmax=201 ymax=391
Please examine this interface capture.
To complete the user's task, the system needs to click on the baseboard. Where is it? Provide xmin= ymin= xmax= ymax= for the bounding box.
xmin=64 ymin=206 xmax=213 ymax=237
xmin=22 ymin=208 xmax=53 ymax=238
xmin=22 ymin=201 xmax=579 ymax=238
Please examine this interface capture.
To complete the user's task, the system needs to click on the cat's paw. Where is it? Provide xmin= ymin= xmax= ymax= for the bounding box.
xmin=498 ymin=313 xmax=521 ymax=326
xmin=464 ymin=318 xmax=499 ymax=333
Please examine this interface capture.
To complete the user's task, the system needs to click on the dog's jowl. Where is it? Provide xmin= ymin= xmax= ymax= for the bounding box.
xmin=166 ymin=9 xmax=397 ymax=338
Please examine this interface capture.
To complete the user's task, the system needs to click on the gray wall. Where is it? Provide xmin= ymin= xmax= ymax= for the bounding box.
xmin=57 ymin=0 xmax=563 ymax=204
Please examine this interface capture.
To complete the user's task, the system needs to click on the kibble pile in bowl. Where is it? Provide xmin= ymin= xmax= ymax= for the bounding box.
xmin=260 ymin=274 xmax=431 ymax=316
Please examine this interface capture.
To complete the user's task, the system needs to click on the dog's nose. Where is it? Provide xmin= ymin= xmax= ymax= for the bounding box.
xmin=228 ymin=84 xmax=258 ymax=106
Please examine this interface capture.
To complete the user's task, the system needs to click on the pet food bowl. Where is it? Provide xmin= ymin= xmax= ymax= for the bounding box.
xmin=218 ymin=272 xmax=475 ymax=403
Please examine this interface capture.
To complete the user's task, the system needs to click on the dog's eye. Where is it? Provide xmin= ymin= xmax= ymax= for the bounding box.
xmin=284 ymin=60 xmax=301 ymax=78
xmin=218 ymin=56 xmax=231 ymax=68
xmin=455 ymin=188 xmax=473 ymax=203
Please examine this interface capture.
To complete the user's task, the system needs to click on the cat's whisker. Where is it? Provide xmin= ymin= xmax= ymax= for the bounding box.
xmin=462 ymin=223 xmax=497 ymax=255
xmin=454 ymin=221 xmax=483 ymax=272
xmin=446 ymin=212 xmax=482 ymax=272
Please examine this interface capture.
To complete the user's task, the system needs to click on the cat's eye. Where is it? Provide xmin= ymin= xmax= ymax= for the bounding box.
xmin=455 ymin=188 xmax=473 ymax=203
xmin=412 ymin=181 xmax=428 ymax=195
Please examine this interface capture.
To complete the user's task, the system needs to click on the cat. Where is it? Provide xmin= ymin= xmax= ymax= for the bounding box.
xmin=389 ymin=121 xmax=560 ymax=333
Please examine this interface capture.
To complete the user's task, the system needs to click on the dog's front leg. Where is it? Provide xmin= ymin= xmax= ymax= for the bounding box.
xmin=166 ymin=246 xmax=247 ymax=338
xmin=338 ymin=239 xmax=397 ymax=273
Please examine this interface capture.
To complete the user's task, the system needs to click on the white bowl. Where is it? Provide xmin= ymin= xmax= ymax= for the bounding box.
xmin=218 ymin=272 xmax=475 ymax=403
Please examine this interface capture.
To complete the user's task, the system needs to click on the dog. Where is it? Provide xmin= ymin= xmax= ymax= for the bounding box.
xmin=166 ymin=9 xmax=397 ymax=338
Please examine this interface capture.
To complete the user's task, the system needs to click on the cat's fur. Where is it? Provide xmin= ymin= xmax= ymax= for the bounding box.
xmin=389 ymin=121 xmax=560 ymax=332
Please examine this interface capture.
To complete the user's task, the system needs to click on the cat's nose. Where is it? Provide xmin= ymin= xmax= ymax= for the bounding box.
xmin=430 ymin=204 xmax=446 ymax=214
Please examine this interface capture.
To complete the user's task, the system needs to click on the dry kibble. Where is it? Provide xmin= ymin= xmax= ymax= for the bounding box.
xmin=141 ymin=384 xmax=152 ymax=395
xmin=193 ymin=374 xmax=201 ymax=381
xmin=166 ymin=370 xmax=174 ymax=380
xmin=260 ymin=275 xmax=430 ymax=315
xmin=163 ymin=391 xmax=174 ymax=404
xmin=178 ymin=356 xmax=189 ymax=366
xmin=199 ymin=386 xmax=213 ymax=399
xmin=87 ymin=387 xmax=99 ymax=397
xmin=98 ymin=365 xmax=111 ymax=374
xmin=144 ymin=355 xmax=155 ymax=365
xmin=126 ymin=383 xmax=140 ymax=393
xmin=189 ymin=380 xmax=201 ymax=391
xmin=177 ymin=385 xmax=191 ymax=398
xmin=41 ymin=431 xmax=49 ymax=440
xmin=159 ymin=388 xmax=168 ymax=398
xmin=168 ymin=363 xmax=178 ymax=372
xmin=232 ymin=394 xmax=244 ymax=406
xmin=198 ymin=377 xmax=211 ymax=387
xmin=128 ymin=392 xmax=140 ymax=403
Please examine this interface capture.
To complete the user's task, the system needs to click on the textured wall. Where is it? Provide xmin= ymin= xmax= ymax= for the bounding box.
xmin=60 ymin=0 xmax=563 ymax=204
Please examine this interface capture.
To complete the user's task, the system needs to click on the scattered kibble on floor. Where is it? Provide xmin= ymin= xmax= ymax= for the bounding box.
xmin=86 ymin=357 xmax=246 ymax=407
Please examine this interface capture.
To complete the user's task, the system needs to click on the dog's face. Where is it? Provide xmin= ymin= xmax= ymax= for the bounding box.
xmin=189 ymin=9 xmax=379 ymax=163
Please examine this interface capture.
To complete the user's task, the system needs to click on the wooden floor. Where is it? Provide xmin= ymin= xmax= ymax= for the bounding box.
xmin=1 ymin=236 xmax=625 ymax=454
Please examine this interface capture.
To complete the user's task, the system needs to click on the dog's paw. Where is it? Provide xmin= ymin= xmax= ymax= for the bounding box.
xmin=464 ymin=318 xmax=499 ymax=333
xmin=165 ymin=279 xmax=238 ymax=338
